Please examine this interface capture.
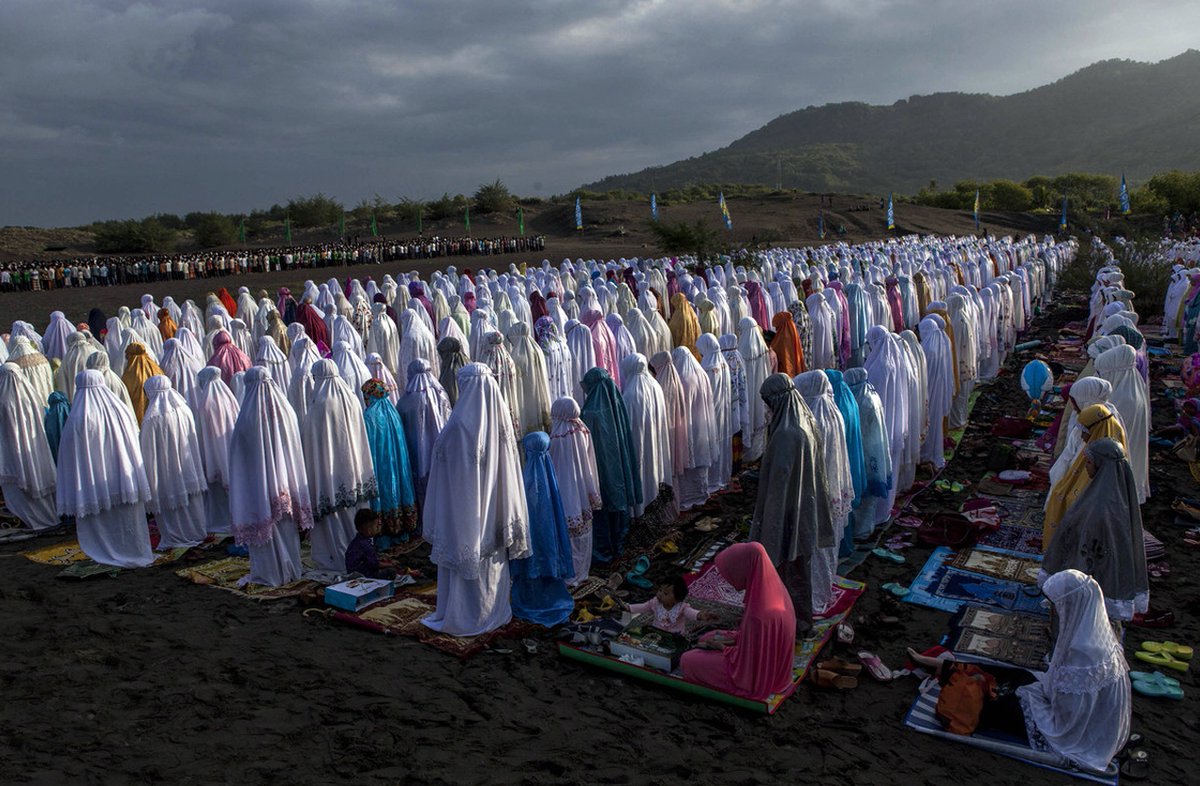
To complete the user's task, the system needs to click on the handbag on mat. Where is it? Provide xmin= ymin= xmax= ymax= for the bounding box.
xmin=936 ymin=664 xmax=998 ymax=735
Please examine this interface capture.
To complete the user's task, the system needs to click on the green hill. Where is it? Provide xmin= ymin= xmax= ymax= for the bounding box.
xmin=584 ymin=51 xmax=1200 ymax=195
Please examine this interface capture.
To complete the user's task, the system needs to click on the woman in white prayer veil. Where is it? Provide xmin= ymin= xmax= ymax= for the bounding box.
xmin=130 ymin=309 xmax=164 ymax=359
xmin=84 ymin=351 xmax=134 ymax=417
xmin=736 ymin=317 xmax=772 ymax=461
xmin=422 ymin=363 xmax=531 ymax=637
xmin=697 ymin=334 xmax=733 ymax=494
xmin=229 ymin=319 xmax=254 ymax=359
xmin=1095 ymin=345 xmax=1150 ymax=504
xmin=254 ymin=336 xmax=291 ymax=393
xmin=9 ymin=337 xmax=54 ymax=408
xmin=794 ymin=370 xmax=853 ymax=613
xmin=896 ymin=329 xmax=928 ymax=490
xmin=398 ymin=307 xmax=439 ymax=391
xmin=919 ymin=315 xmax=955 ymax=469
xmin=670 ymin=347 xmax=719 ymax=509
xmin=0 ymin=364 xmax=59 ymax=530
xmin=620 ymin=353 xmax=673 ymax=517
xmin=565 ymin=319 xmax=597 ymax=406
xmin=1017 ymin=570 xmax=1130 ymax=774
xmin=727 ymin=284 xmax=750 ymax=329
xmin=605 ymin=313 xmax=638 ymax=366
xmin=623 ymin=308 xmax=655 ymax=360
xmin=534 ymin=317 xmax=574 ymax=404
xmin=180 ymin=301 xmax=205 ymax=339
xmin=190 ymin=367 xmax=239 ymax=534
xmin=331 ymin=340 xmax=372 ymax=407
xmin=56 ymin=370 xmax=155 ymax=568
xmin=228 ymin=368 xmax=311 ymax=580
xmin=287 ymin=337 xmax=322 ymax=421
xmin=468 ymin=307 xmax=493 ymax=360
xmin=1050 ymin=377 xmax=1124 ymax=487
xmin=398 ymin=358 xmax=452 ymax=509
xmin=507 ymin=322 xmax=552 ymax=436
xmin=802 ymin=292 xmax=834 ymax=371
xmin=545 ymin=296 xmax=568 ymax=335
xmin=330 ymin=315 xmax=364 ymax=360
xmin=367 ymin=302 xmax=400 ymax=377
xmin=301 ymin=359 xmax=378 ymax=572
xmin=140 ymin=376 xmax=208 ymax=550
xmin=56 ymin=332 xmax=98 ymax=401
xmin=104 ymin=317 xmax=127 ymax=373
xmin=643 ymin=305 xmax=674 ymax=360
xmin=649 ymin=351 xmax=691 ymax=506
xmin=946 ymin=293 xmax=978 ymax=429
xmin=863 ymin=325 xmax=909 ymax=515
xmin=480 ymin=331 xmax=522 ymax=435
xmin=365 ymin=352 xmax=401 ymax=406
xmin=549 ymin=396 xmax=603 ymax=584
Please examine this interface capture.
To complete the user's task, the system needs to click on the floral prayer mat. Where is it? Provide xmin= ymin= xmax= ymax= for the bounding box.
xmin=948 ymin=545 xmax=1042 ymax=584
xmin=23 ymin=540 xmax=90 ymax=566
xmin=175 ymin=556 xmax=320 ymax=601
xmin=905 ymin=546 xmax=1046 ymax=616
xmin=947 ymin=604 xmax=1051 ymax=670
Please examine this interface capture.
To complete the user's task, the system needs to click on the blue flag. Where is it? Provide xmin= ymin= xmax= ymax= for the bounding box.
xmin=886 ymin=193 xmax=895 ymax=230
xmin=651 ymin=193 xmax=658 ymax=222
xmin=818 ymin=208 xmax=825 ymax=239
xmin=973 ymin=189 xmax=980 ymax=231
xmin=575 ymin=196 xmax=582 ymax=231
xmin=719 ymin=192 xmax=732 ymax=230
xmin=1119 ymin=173 xmax=1131 ymax=215
xmin=1059 ymin=194 xmax=1068 ymax=231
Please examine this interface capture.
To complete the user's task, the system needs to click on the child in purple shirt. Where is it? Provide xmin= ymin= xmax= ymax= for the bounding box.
xmin=344 ymin=510 xmax=396 ymax=580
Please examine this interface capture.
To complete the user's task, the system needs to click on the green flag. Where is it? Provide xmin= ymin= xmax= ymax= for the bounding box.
xmin=285 ymin=214 xmax=292 ymax=245
xmin=238 ymin=216 xmax=246 ymax=244
xmin=339 ymin=212 xmax=345 ymax=237
xmin=371 ymin=212 xmax=378 ymax=237
xmin=518 ymin=206 xmax=525 ymax=237
xmin=417 ymin=206 xmax=422 ymax=234
xmin=465 ymin=204 xmax=471 ymax=234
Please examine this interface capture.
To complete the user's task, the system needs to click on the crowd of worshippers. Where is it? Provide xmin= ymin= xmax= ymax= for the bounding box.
xmin=0 ymin=235 xmax=547 ymax=292
xmin=8 ymin=233 xmax=1157 ymax=766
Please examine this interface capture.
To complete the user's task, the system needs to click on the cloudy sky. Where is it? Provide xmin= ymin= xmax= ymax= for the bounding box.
xmin=2 ymin=0 xmax=1197 ymax=227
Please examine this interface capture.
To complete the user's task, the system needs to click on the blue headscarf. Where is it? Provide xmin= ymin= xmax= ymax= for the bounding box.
xmin=362 ymin=381 xmax=417 ymax=532
xmin=843 ymin=368 xmax=893 ymax=500
xmin=511 ymin=431 xmax=575 ymax=626
xmin=44 ymin=391 xmax=70 ymax=463
xmin=579 ymin=367 xmax=642 ymax=511
xmin=825 ymin=369 xmax=865 ymax=504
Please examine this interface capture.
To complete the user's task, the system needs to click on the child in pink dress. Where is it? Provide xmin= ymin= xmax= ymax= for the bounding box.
xmin=626 ymin=575 xmax=717 ymax=634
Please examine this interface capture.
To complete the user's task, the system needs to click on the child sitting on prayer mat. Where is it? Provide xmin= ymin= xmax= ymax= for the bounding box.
xmin=344 ymin=510 xmax=396 ymax=580
xmin=625 ymin=575 xmax=718 ymax=634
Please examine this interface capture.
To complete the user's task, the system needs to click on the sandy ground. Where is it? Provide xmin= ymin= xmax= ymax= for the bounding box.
xmin=1 ymin=291 xmax=1195 ymax=785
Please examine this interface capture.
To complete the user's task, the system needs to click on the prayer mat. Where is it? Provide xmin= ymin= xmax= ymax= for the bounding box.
xmin=381 ymin=535 xmax=427 ymax=557
xmin=558 ymin=578 xmax=862 ymax=715
xmin=978 ymin=523 xmax=1043 ymax=555
xmin=175 ymin=556 xmax=320 ymax=601
xmin=837 ymin=544 xmax=873 ymax=575
xmin=904 ymin=546 xmax=1046 ymax=616
xmin=904 ymin=681 xmax=1118 ymax=784
xmin=332 ymin=590 xmax=534 ymax=659
xmin=23 ymin=540 xmax=90 ymax=566
xmin=676 ymin=532 xmax=738 ymax=573
xmin=56 ymin=562 xmax=122 ymax=580
xmin=947 ymin=605 xmax=1052 ymax=671
xmin=948 ymin=545 xmax=1042 ymax=584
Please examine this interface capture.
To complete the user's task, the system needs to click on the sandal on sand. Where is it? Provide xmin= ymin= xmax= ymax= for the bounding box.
xmin=1141 ymin=641 xmax=1193 ymax=659
xmin=857 ymin=651 xmax=894 ymax=682
xmin=1120 ymin=749 xmax=1150 ymax=781
xmin=1133 ymin=650 xmax=1189 ymax=672
xmin=816 ymin=657 xmax=862 ymax=677
xmin=810 ymin=669 xmax=857 ymax=690
xmin=882 ymin=582 xmax=910 ymax=598
xmin=1130 ymin=672 xmax=1184 ymax=700
xmin=1130 ymin=610 xmax=1176 ymax=628
xmin=871 ymin=548 xmax=905 ymax=564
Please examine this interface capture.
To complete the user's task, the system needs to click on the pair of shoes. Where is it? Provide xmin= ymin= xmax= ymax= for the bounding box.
xmin=1130 ymin=671 xmax=1184 ymax=700
xmin=810 ymin=668 xmax=857 ymax=689
xmin=815 ymin=657 xmax=861 ymax=677
xmin=1140 ymin=640 xmax=1192 ymax=659
xmin=626 ymin=555 xmax=653 ymax=589
xmin=1133 ymin=650 xmax=1190 ymax=672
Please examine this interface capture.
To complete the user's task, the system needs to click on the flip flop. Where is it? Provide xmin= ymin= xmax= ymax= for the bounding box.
xmin=1129 ymin=671 xmax=1181 ymax=688
xmin=625 ymin=572 xmax=654 ymax=589
xmin=871 ymin=548 xmax=905 ymax=564
xmin=1140 ymin=641 xmax=1193 ymax=659
xmin=857 ymin=650 xmax=894 ymax=682
xmin=1131 ymin=677 xmax=1184 ymax=700
xmin=816 ymin=657 xmax=862 ymax=677
xmin=1133 ymin=650 xmax=1189 ymax=672
xmin=629 ymin=555 xmax=651 ymax=576
xmin=882 ymin=582 xmax=910 ymax=598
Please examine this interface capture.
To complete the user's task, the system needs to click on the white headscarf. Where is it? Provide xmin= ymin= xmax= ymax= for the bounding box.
xmin=255 ymin=336 xmax=291 ymax=392
xmin=190 ymin=366 xmax=239 ymax=490
xmin=55 ymin=332 xmax=99 ymax=402
xmin=367 ymin=303 xmax=400 ymax=377
xmin=365 ymin=352 xmax=401 ymax=406
xmin=618 ymin=353 xmax=672 ymax=516
xmin=507 ymin=322 xmax=552 ymax=436
xmin=55 ymin=369 xmax=152 ymax=518
xmin=398 ymin=307 xmax=439 ymax=391
xmin=227 ymin=367 xmax=313 ymax=546
xmin=8 ymin=337 xmax=54 ymax=408
xmin=0 ymin=363 xmax=56 ymax=500
xmin=423 ymin=363 xmax=530 ymax=578
xmin=1095 ymin=345 xmax=1149 ymax=503
xmin=397 ymin=358 xmax=452 ymax=498
xmin=140 ymin=375 xmax=208 ymax=514
xmin=1017 ymin=569 xmax=1130 ymax=773
xmin=301 ymin=359 xmax=377 ymax=520
xmin=736 ymin=317 xmax=771 ymax=461
xmin=696 ymin=334 xmax=733 ymax=493
xmin=331 ymin=340 xmax=371 ymax=407
xmin=549 ymin=396 xmax=603 ymax=580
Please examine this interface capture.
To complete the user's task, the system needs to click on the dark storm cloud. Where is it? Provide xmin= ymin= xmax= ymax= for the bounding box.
xmin=1 ymin=0 xmax=1196 ymax=226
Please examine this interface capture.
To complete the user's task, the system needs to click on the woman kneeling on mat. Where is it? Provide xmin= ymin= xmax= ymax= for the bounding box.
xmin=680 ymin=542 xmax=795 ymax=701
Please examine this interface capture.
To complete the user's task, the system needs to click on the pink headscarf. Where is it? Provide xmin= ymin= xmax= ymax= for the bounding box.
xmin=580 ymin=308 xmax=621 ymax=387
xmin=209 ymin=331 xmax=252 ymax=385
xmin=713 ymin=542 xmax=796 ymax=699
